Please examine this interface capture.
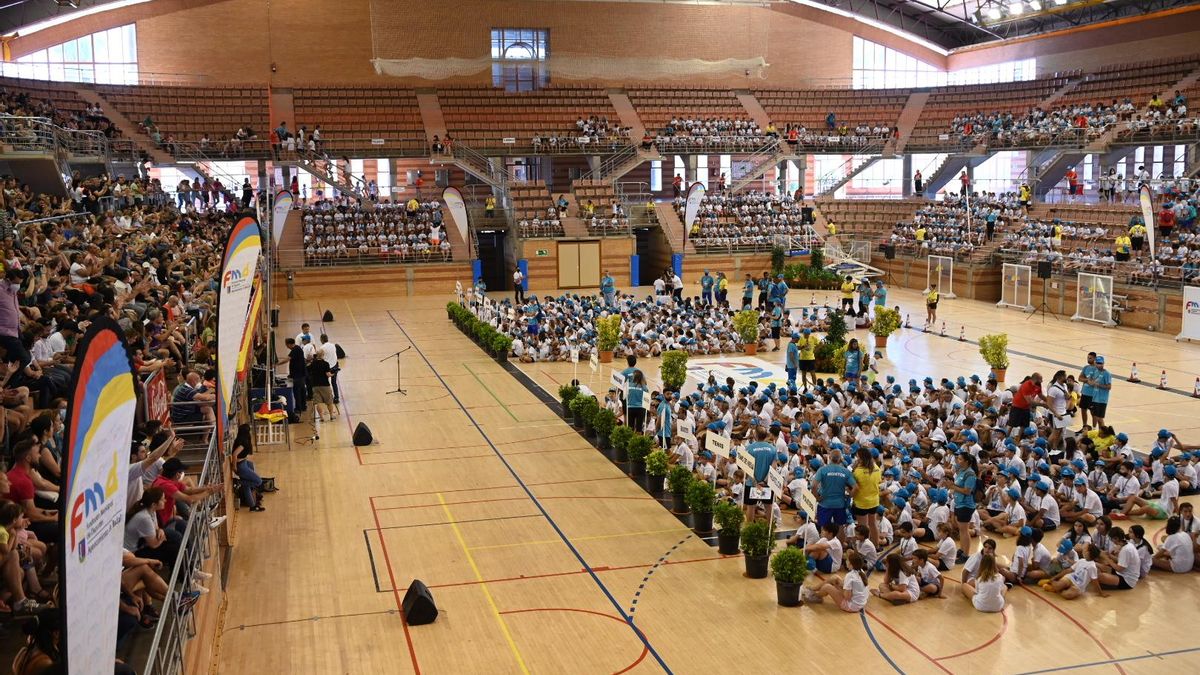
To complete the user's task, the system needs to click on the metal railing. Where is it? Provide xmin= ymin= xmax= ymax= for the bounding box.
xmin=286 ymin=247 xmax=455 ymax=267
xmin=580 ymin=144 xmax=638 ymax=182
xmin=995 ymin=249 xmax=1196 ymax=289
xmin=446 ymin=143 xmax=510 ymax=190
xmin=814 ymin=154 xmax=877 ymax=196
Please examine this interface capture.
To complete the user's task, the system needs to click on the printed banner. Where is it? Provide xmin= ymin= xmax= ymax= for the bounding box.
xmin=218 ymin=217 xmax=263 ymax=442
xmin=683 ymin=181 xmax=705 ymax=230
xmin=1178 ymin=285 xmax=1200 ymax=341
xmin=443 ymin=187 xmax=468 ymax=250
xmin=685 ymin=356 xmax=791 ymax=392
xmin=62 ymin=318 xmax=137 ymax=675
xmin=237 ymin=277 xmax=264 ymax=374
xmin=1139 ymin=184 xmax=1156 ymax=261
xmin=142 ymin=369 xmax=171 ymax=429
xmin=271 ymin=190 xmax=293 ymax=245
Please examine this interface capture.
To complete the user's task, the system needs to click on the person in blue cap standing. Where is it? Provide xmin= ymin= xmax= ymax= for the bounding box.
xmin=785 ymin=332 xmax=800 ymax=388
xmin=742 ymin=274 xmax=755 ymax=310
xmin=700 ymin=270 xmax=714 ymax=306
xmin=600 ymin=270 xmax=616 ymax=307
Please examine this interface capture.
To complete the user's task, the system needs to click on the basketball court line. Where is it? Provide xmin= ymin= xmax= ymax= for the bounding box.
xmin=366 ymin=494 xmax=421 ymax=673
xmin=438 ymin=493 xmax=532 ymax=674
xmin=858 ymin=611 xmax=906 ymax=674
xmin=1014 ymin=646 xmax=1200 ymax=674
xmin=384 ymin=309 xmax=674 ymax=673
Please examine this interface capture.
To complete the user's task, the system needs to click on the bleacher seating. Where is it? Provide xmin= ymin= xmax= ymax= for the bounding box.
xmin=816 ymin=198 xmax=928 ymax=240
xmin=628 ymin=87 xmax=749 ymax=131
xmin=510 ymin=182 xmax=563 ymax=237
xmin=439 ymin=86 xmax=623 ymax=150
xmin=97 ymin=83 xmax=268 ymax=149
xmin=293 ymin=87 xmax=424 ymax=155
xmin=754 ymin=87 xmax=905 ymax=136
xmin=907 ymin=75 xmax=1070 ymax=150
xmin=572 ymin=179 xmax=627 ymax=234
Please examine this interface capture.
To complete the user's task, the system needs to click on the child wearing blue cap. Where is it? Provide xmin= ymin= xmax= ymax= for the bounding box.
xmin=1041 ymin=543 xmax=1107 ymax=599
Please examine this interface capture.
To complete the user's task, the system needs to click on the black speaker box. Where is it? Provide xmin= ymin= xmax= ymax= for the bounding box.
xmin=883 ymin=244 xmax=896 ymax=260
xmin=402 ymin=580 xmax=438 ymax=625
xmin=1037 ymin=261 xmax=1052 ymax=279
xmin=352 ymin=422 xmax=373 ymax=446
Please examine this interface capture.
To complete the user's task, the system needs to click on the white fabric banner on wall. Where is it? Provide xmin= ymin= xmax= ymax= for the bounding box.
xmin=1177 ymin=285 xmax=1200 ymax=341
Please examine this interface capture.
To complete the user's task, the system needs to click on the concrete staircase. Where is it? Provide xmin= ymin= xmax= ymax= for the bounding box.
xmin=608 ymin=90 xmax=646 ymax=139
xmin=582 ymin=145 xmax=657 ymax=183
xmin=729 ymin=139 xmax=800 ymax=193
xmin=891 ymin=91 xmax=930 ymax=154
xmin=74 ymin=86 xmax=173 ymax=165
xmin=815 ymin=155 xmax=881 ymax=197
xmin=416 ymin=90 xmax=447 ymax=144
xmin=653 ymin=201 xmax=694 ymax=254
xmin=276 ymin=210 xmax=306 ymax=268
xmin=284 ymin=153 xmax=371 ymax=203
xmin=736 ymin=91 xmax=772 ymax=129
xmin=1039 ymin=77 xmax=1083 ymax=109
xmin=922 ymin=152 xmax=990 ymax=198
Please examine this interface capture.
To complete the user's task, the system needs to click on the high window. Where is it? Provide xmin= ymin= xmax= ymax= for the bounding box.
xmin=491 ymin=28 xmax=549 ymax=91
xmin=4 ymin=24 xmax=138 ymax=84
xmin=852 ymin=36 xmax=1034 ymax=89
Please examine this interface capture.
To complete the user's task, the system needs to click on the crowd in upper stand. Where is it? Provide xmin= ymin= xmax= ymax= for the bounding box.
xmin=303 ymin=198 xmax=451 ymax=264
xmin=678 ymin=190 xmax=817 ymax=250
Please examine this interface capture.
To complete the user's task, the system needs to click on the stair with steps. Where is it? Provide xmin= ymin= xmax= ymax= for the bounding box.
xmin=276 ymin=210 xmax=307 ymax=269
xmin=1038 ymin=77 xmax=1083 ymax=110
xmin=653 ymin=201 xmax=693 ymax=254
xmin=439 ymin=204 xmax=471 ymax=261
xmin=891 ymin=92 xmax=929 ymax=155
xmin=416 ymin=90 xmax=447 ymax=143
xmin=74 ymin=86 xmax=173 ymax=165
xmin=608 ymin=91 xmax=646 ymax=139
xmin=736 ymin=91 xmax=772 ymax=129
xmin=728 ymin=139 xmax=799 ymax=193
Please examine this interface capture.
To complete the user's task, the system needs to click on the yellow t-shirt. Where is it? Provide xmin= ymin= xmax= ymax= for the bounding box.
xmin=1086 ymin=430 xmax=1116 ymax=454
xmin=1115 ymin=236 xmax=1131 ymax=253
xmin=915 ymin=227 xmax=926 ymax=241
xmin=828 ymin=223 xmax=838 ymax=235
xmin=798 ymin=335 xmax=817 ymax=360
xmin=926 ymin=290 xmax=939 ymax=305
xmin=841 ymin=281 xmax=856 ymax=299
xmin=852 ymin=466 xmax=882 ymax=509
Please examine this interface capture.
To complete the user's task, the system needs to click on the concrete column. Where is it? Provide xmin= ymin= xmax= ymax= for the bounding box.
xmin=686 ymin=155 xmax=698 ymax=185
xmin=901 ymin=155 xmax=913 ymax=198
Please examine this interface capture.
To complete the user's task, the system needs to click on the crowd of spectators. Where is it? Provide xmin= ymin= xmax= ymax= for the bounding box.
xmin=302 ymin=198 xmax=451 ymax=265
xmin=679 ymin=190 xmax=817 ymax=250
xmin=0 ymin=171 xmax=269 ymax=672
xmin=532 ymin=116 xmax=630 ymax=152
xmin=953 ymin=101 xmax=1133 ymax=148
xmin=890 ymin=192 xmax=1020 ymax=259
xmin=0 ymin=88 xmax=120 ymax=140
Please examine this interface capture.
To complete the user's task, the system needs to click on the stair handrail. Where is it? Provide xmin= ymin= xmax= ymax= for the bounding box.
xmin=451 ymin=142 xmax=509 ymax=189
xmin=580 ymin=144 xmax=637 ymax=182
xmin=815 ymin=154 xmax=874 ymax=196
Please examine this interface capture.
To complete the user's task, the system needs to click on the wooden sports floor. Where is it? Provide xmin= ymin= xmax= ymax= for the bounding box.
xmin=214 ymin=284 xmax=1200 ymax=675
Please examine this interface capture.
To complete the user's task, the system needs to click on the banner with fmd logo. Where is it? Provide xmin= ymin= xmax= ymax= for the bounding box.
xmin=62 ymin=318 xmax=137 ymax=675
xmin=218 ymin=217 xmax=263 ymax=442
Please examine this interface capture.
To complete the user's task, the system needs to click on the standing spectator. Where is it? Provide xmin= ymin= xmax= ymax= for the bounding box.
xmin=513 ymin=267 xmax=526 ymax=304
xmin=913 ymin=170 xmax=923 ymax=195
xmin=318 ymin=334 xmax=341 ymax=404
xmin=280 ymin=338 xmax=308 ymax=415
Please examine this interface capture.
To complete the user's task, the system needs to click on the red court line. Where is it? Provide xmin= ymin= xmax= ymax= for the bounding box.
xmin=361 ymin=446 xmax=595 ymax=466
xmin=498 ymin=607 xmax=649 ymax=674
xmin=1017 ymin=585 xmax=1127 ymax=675
xmin=368 ymin=496 xmax=421 ymax=674
xmin=540 ymin=369 xmax=562 ymax=386
xmin=376 ymin=494 xmax=660 ymax=512
xmin=370 ymin=476 xmax=629 ymax=501
xmin=935 ymin=607 xmax=1009 ymax=661
xmin=864 ymin=609 xmax=955 ymax=675
xmin=388 ymin=554 xmax=736 ymax=593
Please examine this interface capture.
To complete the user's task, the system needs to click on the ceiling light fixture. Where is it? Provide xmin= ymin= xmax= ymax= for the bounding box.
xmin=1009 ymin=2 xmax=1024 ymax=15
xmin=988 ymin=6 xmax=1003 ymax=20
xmin=1028 ymin=0 xmax=1042 ymax=10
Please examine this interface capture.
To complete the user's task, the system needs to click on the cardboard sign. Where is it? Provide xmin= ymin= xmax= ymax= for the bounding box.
xmin=589 ymin=352 xmax=598 ymax=372
xmin=610 ymin=371 xmax=627 ymax=393
xmin=569 ymin=347 xmax=580 ymax=363
xmin=796 ymin=486 xmax=818 ymax=514
xmin=767 ymin=466 xmax=786 ymax=498
xmin=707 ymin=432 xmax=730 ymax=458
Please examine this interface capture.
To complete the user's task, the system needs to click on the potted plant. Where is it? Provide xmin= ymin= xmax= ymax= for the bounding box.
xmin=770 ymin=547 xmax=809 ymax=606
xmin=659 ymin=350 xmax=688 ymax=393
xmin=491 ymin=334 xmax=512 ymax=362
xmin=592 ymin=408 xmax=616 ymax=452
xmin=714 ymin=501 xmax=744 ymax=555
xmin=595 ymin=315 xmax=621 ymax=364
xmin=733 ymin=309 xmax=761 ymax=356
xmin=667 ymin=465 xmax=692 ymax=514
xmin=626 ymin=434 xmax=653 ymax=477
xmin=979 ymin=333 xmax=1009 ymax=383
xmin=824 ymin=310 xmax=847 ymax=347
xmin=558 ymin=383 xmax=579 ymax=419
xmin=771 ymin=245 xmax=786 ymax=275
xmin=870 ymin=306 xmax=901 ymax=350
xmin=568 ymin=394 xmax=589 ymax=429
xmin=686 ymin=479 xmax=717 ymax=534
xmin=609 ymin=424 xmax=634 ymax=462
xmin=578 ymin=396 xmax=600 ymax=438
xmin=645 ymin=449 xmax=669 ymax=496
xmin=740 ymin=521 xmax=773 ymax=579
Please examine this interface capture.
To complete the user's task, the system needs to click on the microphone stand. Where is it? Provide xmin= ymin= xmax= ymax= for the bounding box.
xmin=381 ymin=346 xmax=412 ymax=395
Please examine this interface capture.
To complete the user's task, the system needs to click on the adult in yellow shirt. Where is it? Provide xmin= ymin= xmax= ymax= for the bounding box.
xmin=1114 ymin=234 xmax=1132 ymax=261
xmin=797 ymin=328 xmax=818 ymax=389
xmin=1053 ymin=223 xmax=1063 ymax=247
xmin=485 ymin=196 xmax=496 ymax=217
xmin=828 ymin=221 xmax=838 ymax=236
xmin=852 ymin=447 xmax=883 ymax=544
xmin=840 ymin=275 xmax=856 ymax=313
xmin=915 ymin=225 xmax=927 ymax=242
xmin=1129 ymin=222 xmax=1146 ymax=251
xmin=925 ymin=284 xmax=939 ymax=326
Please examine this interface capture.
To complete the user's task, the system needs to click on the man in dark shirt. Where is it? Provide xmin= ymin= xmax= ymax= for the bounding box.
xmin=281 ymin=338 xmax=307 ymax=413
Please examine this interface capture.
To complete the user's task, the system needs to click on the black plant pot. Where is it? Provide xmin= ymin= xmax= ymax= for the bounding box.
xmin=776 ymin=580 xmax=802 ymax=606
xmin=616 ymin=445 xmax=629 ymax=462
xmin=560 ymin=401 xmax=572 ymax=419
xmin=671 ymin=491 xmax=689 ymax=514
xmin=630 ymin=459 xmax=646 ymax=477
xmin=584 ymin=423 xmax=597 ymax=439
xmin=598 ymin=434 xmax=610 ymax=452
xmin=645 ymin=474 xmax=665 ymax=497
xmin=717 ymin=528 xmax=741 ymax=555
xmin=494 ymin=350 xmax=507 ymax=362
xmin=744 ymin=554 xmax=769 ymax=579
xmin=572 ymin=411 xmax=583 ymax=428
xmin=692 ymin=511 xmax=714 ymax=534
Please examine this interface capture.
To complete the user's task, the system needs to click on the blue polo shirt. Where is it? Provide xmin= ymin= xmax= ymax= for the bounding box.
xmin=1091 ymin=368 xmax=1112 ymax=404
xmin=786 ymin=341 xmax=799 ymax=369
xmin=746 ymin=441 xmax=776 ymax=483
xmin=1080 ymin=364 xmax=1097 ymax=398
xmin=954 ymin=468 xmax=977 ymax=510
xmin=813 ymin=463 xmax=856 ymax=509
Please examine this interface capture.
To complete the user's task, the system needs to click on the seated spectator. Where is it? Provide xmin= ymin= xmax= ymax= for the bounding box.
xmin=171 ymin=370 xmax=216 ymax=424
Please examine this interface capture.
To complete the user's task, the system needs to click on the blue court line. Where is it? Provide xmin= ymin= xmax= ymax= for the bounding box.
xmin=1015 ymin=646 xmax=1200 ymax=674
xmin=859 ymin=610 xmax=906 ymax=674
xmin=386 ymin=310 xmax=673 ymax=674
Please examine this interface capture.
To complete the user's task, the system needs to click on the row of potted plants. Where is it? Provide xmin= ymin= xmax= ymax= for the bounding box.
xmin=557 ymin=382 xmax=809 ymax=605
xmin=446 ymin=302 xmax=513 ymax=361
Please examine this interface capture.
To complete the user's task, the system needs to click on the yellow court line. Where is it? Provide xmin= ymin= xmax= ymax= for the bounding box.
xmin=344 ymin=299 xmax=366 ymax=343
xmin=437 ymin=493 xmax=531 ymax=675
xmin=467 ymin=527 xmax=685 ymax=552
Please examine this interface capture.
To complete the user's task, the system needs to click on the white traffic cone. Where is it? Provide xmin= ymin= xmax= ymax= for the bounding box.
xmin=1129 ymin=363 xmax=1140 ymax=383
xmin=904 ymin=314 xmax=911 ymax=329
xmin=810 ymin=293 xmax=816 ymax=305
xmin=1159 ymin=370 xmax=1168 ymax=390
xmin=940 ymin=321 xmax=946 ymax=337
xmin=959 ymin=325 xmax=966 ymax=342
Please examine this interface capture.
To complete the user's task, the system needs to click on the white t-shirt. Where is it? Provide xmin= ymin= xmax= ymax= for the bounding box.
xmin=898 ymin=571 xmax=920 ymax=602
xmin=1069 ymin=559 xmax=1098 ymax=593
xmin=821 ymin=536 xmax=843 ymax=571
xmin=320 ymin=342 xmax=338 ymax=368
xmin=936 ymin=537 xmax=957 ymax=569
xmin=1116 ymin=542 xmax=1140 ymax=587
xmin=972 ymin=574 xmax=1006 ymax=612
xmin=69 ymin=261 xmax=89 ymax=285
xmin=1162 ymin=532 xmax=1195 ymax=573
xmin=123 ymin=509 xmax=158 ymax=551
xmin=1038 ymin=494 xmax=1060 ymax=526
xmin=795 ymin=522 xmax=820 ymax=549
xmin=843 ymin=570 xmax=869 ymax=611
xmin=1159 ymin=479 xmax=1180 ymax=513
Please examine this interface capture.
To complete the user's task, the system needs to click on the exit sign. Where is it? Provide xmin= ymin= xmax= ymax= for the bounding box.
xmin=536 ymin=249 xmax=549 ymax=257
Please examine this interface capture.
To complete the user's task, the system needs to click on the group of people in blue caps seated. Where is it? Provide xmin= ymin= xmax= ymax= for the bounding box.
xmin=601 ymin=366 xmax=1200 ymax=605
xmin=464 ymin=285 xmax=837 ymax=362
